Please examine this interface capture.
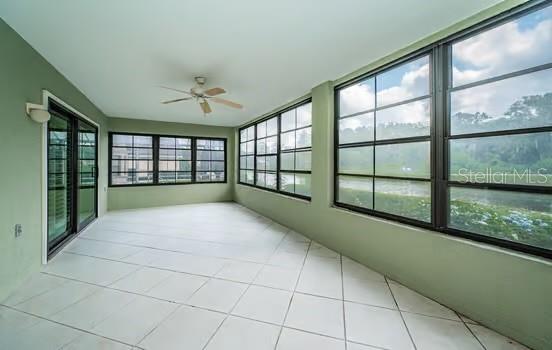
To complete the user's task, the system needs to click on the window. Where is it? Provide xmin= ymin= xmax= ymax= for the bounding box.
xmin=238 ymin=100 xmax=312 ymax=200
xmin=109 ymin=133 xmax=226 ymax=186
xmin=334 ymin=1 xmax=552 ymax=258
xmin=239 ymin=126 xmax=255 ymax=184
xmin=111 ymin=134 xmax=154 ymax=185
xmin=336 ymin=55 xmax=432 ymax=223
xmin=196 ymin=139 xmax=226 ymax=182
xmin=159 ymin=137 xmax=192 ymax=183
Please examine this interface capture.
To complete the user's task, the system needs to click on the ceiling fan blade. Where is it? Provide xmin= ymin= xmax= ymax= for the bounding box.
xmin=158 ymin=85 xmax=192 ymax=95
xmin=161 ymin=97 xmax=192 ymax=104
xmin=211 ymin=97 xmax=243 ymax=109
xmin=204 ymin=87 xmax=226 ymax=96
xmin=200 ymin=101 xmax=212 ymax=114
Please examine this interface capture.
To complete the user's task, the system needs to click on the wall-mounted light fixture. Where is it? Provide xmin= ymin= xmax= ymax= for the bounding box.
xmin=26 ymin=103 xmax=51 ymax=123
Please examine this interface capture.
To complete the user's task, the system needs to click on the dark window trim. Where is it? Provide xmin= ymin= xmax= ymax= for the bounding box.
xmin=109 ymin=131 xmax=227 ymax=187
xmin=333 ymin=0 xmax=552 ymax=260
xmin=238 ymin=98 xmax=313 ymax=201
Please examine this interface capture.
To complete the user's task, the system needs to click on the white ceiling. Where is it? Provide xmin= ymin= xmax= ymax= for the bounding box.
xmin=0 ymin=0 xmax=501 ymax=126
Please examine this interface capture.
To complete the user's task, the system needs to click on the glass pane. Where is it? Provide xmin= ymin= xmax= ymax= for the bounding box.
xmin=111 ymin=160 xmax=133 ymax=172
xmin=449 ymin=132 xmax=552 ymax=186
xmin=256 ymin=156 xmax=266 ymax=171
xmin=211 ymin=140 xmax=224 ymax=150
xmin=266 ymin=136 xmax=277 ymax=154
xmin=240 ymin=129 xmax=247 ymax=143
xmin=296 ymin=127 xmax=312 ymax=148
xmin=247 ymin=126 xmax=255 ymax=141
xmin=257 ymin=121 xmax=267 ymax=138
xmin=266 ymin=155 xmax=277 ymax=171
xmin=240 ymin=156 xmax=247 ymax=170
xmin=449 ymin=187 xmax=552 ymax=249
xmin=256 ymin=172 xmax=266 ymax=187
xmin=281 ymin=152 xmax=294 ymax=171
xmin=338 ymin=175 xmax=373 ymax=209
xmin=112 ymin=147 xmax=132 ymax=159
xmin=134 ymin=136 xmax=152 ymax=147
xmin=280 ymin=173 xmax=295 ymax=193
xmin=212 ymin=161 xmax=224 ymax=171
xmin=197 ymin=161 xmax=210 ymax=171
xmin=197 ymin=139 xmax=210 ymax=150
xmin=266 ymin=173 xmax=277 ymax=189
xmin=246 ymin=170 xmax=254 ymax=183
xmin=197 ymin=150 xmax=210 ymax=160
xmin=112 ymin=134 xmax=132 ymax=147
xmin=375 ymin=142 xmax=430 ymax=178
xmin=281 ymin=131 xmax=295 ymax=150
xmin=112 ymin=172 xmax=135 ymax=185
xmin=452 ymin=5 xmax=552 ymax=87
xmin=134 ymin=148 xmax=153 ymax=160
xmin=295 ymin=151 xmax=311 ymax=171
xmin=376 ymin=98 xmax=430 ymax=140
xmin=159 ymin=161 xmax=176 ymax=171
xmin=339 ymin=77 xmax=375 ymax=116
xmin=375 ymin=179 xmax=431 ymax=222
xmin=135 ymin=172 xmax=153 ymax=184
xmin=211 ymin=151 xmax=224 ymax=161
xmin=281 ymin=110 xmax=296 ymax=132
xmin=450 ymin=69 xmax=552 ymax=135
xmin=339 ymin=146 xmax=373 ymax=175
xmin=196 ymin=172 xmax=212 ymax=182
xmin=246 ymin=155 xmax=254 ymax=170
xmin=295 ymin=174 xmax=311 ymax=197
xmin=339 ymin=112 xmax=374 ymax=144
xmin=176 ymin=149 xmax=191 ymax=160
xmin=176 ymin=160 xmax=192 ymax=171
xmin=159 ymin=149 xmax=175 ymax=160
xmin=160 ymin=137 xmax=176 ymax=148
xmin=48 ymin=115 xmax=70 ymax=243
xmin=246 ymin=141 xmax=255 ymax=155
xmin=176 ymin=172 xmax=192 ymax=182
xmin=240 ymin=170 xmax=246 ymax=182
xmin=176 ymin=138 xmax=191 ymax=148
xmin=240 ymin=142 xmax=247 ymax=155
xmin=297 ymin=103 xmax=312 ymax=128
xmin=267 ymin=117 xmax=278 ymax=136
xmin=159 ymin=172 xmax=176 ymax=183
xmin=257 ymin=139 xmax=266 ymax=154
xmin=376 ymin=55 xmax=430 ymax=107
xmin=135 ymin=160 xmax=153 ymax=171
xmin=213 ymin=172 xmax=225 ymax=181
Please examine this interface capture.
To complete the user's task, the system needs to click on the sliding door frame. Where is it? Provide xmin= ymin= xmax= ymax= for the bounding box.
xmin=40 ymin=90 xmax=101 ymax=263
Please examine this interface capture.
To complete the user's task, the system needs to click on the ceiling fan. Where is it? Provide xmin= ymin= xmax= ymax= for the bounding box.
xmin=160 ymin=77 xmax=243 ymax=115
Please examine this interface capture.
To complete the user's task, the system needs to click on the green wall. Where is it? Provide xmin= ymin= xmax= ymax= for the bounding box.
xmin=0 ymin=19 xmax=109 ymax=300
xmin=107 ymin=117 xmax=234 ymax=210
xmin=234 ymin=1 xmax=552 ymax=350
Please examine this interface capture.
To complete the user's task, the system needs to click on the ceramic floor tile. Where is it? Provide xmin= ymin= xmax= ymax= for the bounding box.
xmin=187 ymin=278 xmax=248 ymax=312
xmin=403 ymin=313 xmax=483 ymax=350
xmin=139 ymin=305 xmax=225 ymax=350
xmin=92 ymin=295 xmax=178 ymax=345
xmin=468 ymin=324 xmax=530 ymax=350
xmin=0 ymin=306 xmax=42 ymax=338
xmin=61 ymin=333 xmax=132 ymax=350
xmin=232 ymin=285 xmax=292 ymax=324
xmin=276 ymin=328 xmax=345 ymax=350
xmin=205 ymin=316 xmax=280 ymax=350
xmin=2 ymin=273 xmax=69 ymax=306
xmin=346 ymin=342 xmax=381 ymax=350
xmin=253 ymin=265 xmax=301 ymax=291
xmin=267 ymin=251 xmax=306 ymax=269
xmin=145 ymin=272 xmax=208 ymax=303
xmin=65 ymin=238 xmax=142 ymax=260
xmin=343 ymin=278 xmax=396 ymax=309
xmin=150 ymin=252 xmax=227 ymax=276
xmin=0 ymin=317 xmax=83 ymax=350
xmin=345 ymin=301 xmax=414 ymax=350
xmin=214 ymin=260 xmax=263 ymax=283
xmin=284 ymin=293 xmax=344 ymax=339
xmin=342 ymin=257 xmax=385 ymax=282
xmin=389 ymin=283 xmax=459 ymax=320
xmin=44 ymin=253 xmax=138 ymax=286
xmin=308 ymin=242 xmax=340 ymax=259
xmin=296 ymin=256 xmax=342 ymax=299
xmin=15 ymin=279 xmax=100 ymax=318
xmin=50 ymin=288 xmax=135 ymax=330
xmin=110 ymin=267 xmax=172 ymax=294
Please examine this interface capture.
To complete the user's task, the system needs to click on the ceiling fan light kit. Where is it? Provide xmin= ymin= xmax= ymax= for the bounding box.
xmin=160 ymin=77 xmax=243 ymax=116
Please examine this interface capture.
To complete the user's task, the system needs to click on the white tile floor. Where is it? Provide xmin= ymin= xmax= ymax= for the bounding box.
xmin=0 ymin=202 xmax=531 ymax=350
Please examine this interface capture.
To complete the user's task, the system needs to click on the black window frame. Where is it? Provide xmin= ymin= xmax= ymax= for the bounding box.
xmin=238 ymin=99 xmax=313 ymax=201
xmin=109 ymin=132 xmax=227 ymax=187
xmin=334 ymin=0 xmax=552 ymax=260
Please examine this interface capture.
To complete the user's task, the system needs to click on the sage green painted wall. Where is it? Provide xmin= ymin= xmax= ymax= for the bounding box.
xmin=107 ymin=117 xmax=234 ymax=210
xmin=234 ymin=1 xmax=552 ymax=349
xmin=0 ymin=18 xmax=109 ymax=301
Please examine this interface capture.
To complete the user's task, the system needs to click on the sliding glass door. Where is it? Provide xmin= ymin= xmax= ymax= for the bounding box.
xmin=47 ymin=101 xmax=97 ymax=255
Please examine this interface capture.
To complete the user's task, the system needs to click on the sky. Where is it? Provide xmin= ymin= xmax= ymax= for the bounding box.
xmin=339 ymin=5 xmax=551 ymax=137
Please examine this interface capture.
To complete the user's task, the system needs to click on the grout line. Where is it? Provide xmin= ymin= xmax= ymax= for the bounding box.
xmin=385 ymin=276 xmax=418 ymax=350
xmin=340 ymin=254 xmax=348 ymax=350
xmin=457 ymin=310 xmax=487 ymax=350
xmin=273 ymin=239 xmax=313 ymax=350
